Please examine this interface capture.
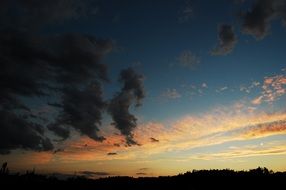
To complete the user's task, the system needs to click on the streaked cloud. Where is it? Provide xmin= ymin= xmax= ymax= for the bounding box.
xmin=130 ymin=105 xmax=286 ymax=158
xmin=216 ymin=86 xmax=228 ymax=93
xmin=190 ymin=142 xmax=286 ymax=160
xmin=240 ymin=81 xmax=260 ymax=94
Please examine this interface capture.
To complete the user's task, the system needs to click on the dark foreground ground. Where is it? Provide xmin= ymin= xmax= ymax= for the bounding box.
xmin=1 ymin=165 xmax=285 ymax=189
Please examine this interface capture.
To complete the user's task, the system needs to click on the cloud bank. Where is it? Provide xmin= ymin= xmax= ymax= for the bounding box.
xmin=0 ymin=0 xmax=145 ymax=154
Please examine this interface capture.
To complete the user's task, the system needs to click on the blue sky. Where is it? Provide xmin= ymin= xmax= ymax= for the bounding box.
xmin=83 ymin=0 xmax=286 ymax=122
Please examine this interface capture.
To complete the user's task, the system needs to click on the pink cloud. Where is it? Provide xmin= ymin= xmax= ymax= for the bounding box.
xmin=252 ymin=74 xmax=286 ymax=105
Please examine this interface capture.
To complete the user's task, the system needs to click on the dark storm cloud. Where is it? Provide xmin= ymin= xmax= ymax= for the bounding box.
xmin=240 ymin=0 xmax=286 ymax=39
xmin=50 ymin=83 xmax=106 ymax=142
xmin=1 ymin=0 xmax=148 ymax=154
xmin=0 ymin=0 xmax=114 ymax=153
xmin=47 ymin=124 xmax=70 ymax=140
xmin=211 ymin=24 xmax=237 ymax=55
xmin=46 ymin=33 xmax=112 ymax=141
xmin=0 ymin=111 xmax=54 ymax=154
xmin=150 ymin=137 xmax=159 ymax=143
xmin=120 ymin=68 xmax=145 ymax=106
xmin=0 ymin=31 xmax=113 ymax=152
xmin=48 ymin=33 xmax=112 ymax=84
xmin=0 ymin=30 xmax=52 ymax=108
xmin=108 ymin=68 xmax=145 ymax=146
xmin=107 ymin=152 xmax=117 ymax=155
xmin=0 ymin=30 xmax=54 ymax=154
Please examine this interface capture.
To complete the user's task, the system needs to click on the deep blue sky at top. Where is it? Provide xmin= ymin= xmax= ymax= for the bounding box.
xmin=42 ymin=0 xmax=286 ymax=122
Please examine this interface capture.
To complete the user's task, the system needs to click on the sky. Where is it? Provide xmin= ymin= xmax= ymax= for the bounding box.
xmin=0 ymin=0 xmax=286 ymax=178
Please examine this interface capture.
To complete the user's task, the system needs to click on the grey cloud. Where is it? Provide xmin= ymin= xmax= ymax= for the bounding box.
xmin=241 ymin=0 xmax=275 ymax=39
xmin=119 ymin=68 xmax=145 ymax=106
xmin=109 ymin=92 xmax=138 ymax=146
xmin=0 ymin=31 xmax=112 ymax=153
xmin=51 ymin=83 xmax=106 ymax=142
xmin=108 ymin=68 xmax=145 ymax=146
xmin=240 ymin=0 xmax=286 ymax=39
xmin=48 ymin=34 xmax=112 ymax=84
xmin=211 ymin=24 xmax=237 ymax=55
xmin=0 ymin=110 xmax=54 ymax=154
xmin=0 ymin=1 xmax=113 ymax=153
xmin=47 ymin=122 xmax=70 ymax=141
xmin=0 ymin=30 xmax=52 ymax=108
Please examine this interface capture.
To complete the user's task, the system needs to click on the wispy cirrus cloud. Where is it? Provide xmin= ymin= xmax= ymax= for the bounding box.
xmin=240 ymin=81 xmax=260 ymax=94
xmin=216 ymin=86 xmax=228 ymax=93
xmin=189 ymin=141 xmax=286 ymax=160
xmin=180 ymin=82 xmax=208 ymax=98
xmin=240 ymin=120 xmax=286 ymax=139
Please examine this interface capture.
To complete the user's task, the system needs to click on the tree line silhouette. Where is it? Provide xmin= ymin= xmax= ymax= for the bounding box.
xmin=0 ymin=162 xmax=285 ymax=189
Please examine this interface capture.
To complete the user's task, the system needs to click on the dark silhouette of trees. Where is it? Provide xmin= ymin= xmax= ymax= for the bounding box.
xmin=0 ymin=162 xmax=9 ymax=175
xmin=0 ymin=162 xmax=285 ymax=189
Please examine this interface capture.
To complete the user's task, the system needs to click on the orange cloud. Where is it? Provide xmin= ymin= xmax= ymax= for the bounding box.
xmin=189 ymin=142 xmax=286 ymax=160
xmin=51 ymin=105 xmax=286 ymax=162
xmin=252 ymin=74 xmax=286 ymax=105
xmin=252 ymin=96 xmax=263 ymax=105
xmin=21 ymin=104 xmax=286 ymax=165
xmin=241 ymin=120 xmax=286 ymax=139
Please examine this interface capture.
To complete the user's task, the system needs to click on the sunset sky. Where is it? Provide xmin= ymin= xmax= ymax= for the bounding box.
xmin=1 ymin=0 xmax=286 ymax=178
